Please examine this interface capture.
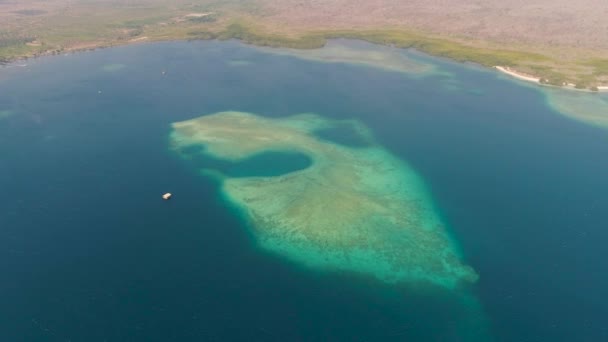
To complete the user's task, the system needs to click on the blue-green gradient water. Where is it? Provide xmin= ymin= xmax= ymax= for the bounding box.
xmin=1 ymin=40 xmax=607 ymax=341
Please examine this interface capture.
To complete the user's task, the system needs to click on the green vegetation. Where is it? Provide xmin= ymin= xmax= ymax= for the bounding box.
xmin=322 ymin=29 xmax=548 ymax=67
xmin=193 ymin=23 xmax=549 ymax=67
xmin=191 ymin=22 xmax=326 ymax=49
xmin=573 ymin=75 xmax=596 ymax=89
xmin=0 ymin=32 xmax=39 ymax=63
xmin=0 ymin=34 xmax=35 ymax=50
xmin=522 ymin=64 xmax=570 ymax=86
xmin=189 ymin=23 xmax=606 ymax=89
xmin=0 ymin=3 xmax=606 ymax=90
xmin=587 ymin=59 xmax=608 ymax=76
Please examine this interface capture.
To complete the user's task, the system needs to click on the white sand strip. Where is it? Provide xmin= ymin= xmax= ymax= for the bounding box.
xmin=495 ymin=66 xmax=540 ymax=83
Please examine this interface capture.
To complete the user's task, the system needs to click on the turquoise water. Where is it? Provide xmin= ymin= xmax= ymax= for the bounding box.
xmin=1 ymin=40 xmax=607 ymax=341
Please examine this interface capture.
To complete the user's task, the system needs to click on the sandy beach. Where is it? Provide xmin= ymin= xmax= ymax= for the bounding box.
xmin=495 ymin=65 xmax=608 ymax=92
xmin=495 ymin=66 xmax=540 ymax=83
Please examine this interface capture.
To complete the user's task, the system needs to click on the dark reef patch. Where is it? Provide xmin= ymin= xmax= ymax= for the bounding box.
xmin=187 ymin=149 xmax=313 ymax=178
xmin=314 ymin=122 xmax=371 ymax=148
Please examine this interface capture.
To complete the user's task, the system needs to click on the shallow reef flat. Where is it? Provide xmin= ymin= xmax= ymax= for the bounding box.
xmin=170 ymin=111 xmax=477 ymax=289
xmin=544 ymin=89 xmax=608 ymax=129
xmin=256 ymin=40 xmax=438 ymax=76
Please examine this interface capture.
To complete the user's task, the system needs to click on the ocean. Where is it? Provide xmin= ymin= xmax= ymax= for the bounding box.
xmin=0 ymin=40 xmax=607 ymax=341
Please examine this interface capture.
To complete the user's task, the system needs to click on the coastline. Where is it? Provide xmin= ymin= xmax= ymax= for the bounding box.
xmin=2 ymin=33 xmax=607 ymax=93
xmin=494 ymin=66 xmax=540 ymax=83
xmin=495 ymin=66 xmax=608 ymax=92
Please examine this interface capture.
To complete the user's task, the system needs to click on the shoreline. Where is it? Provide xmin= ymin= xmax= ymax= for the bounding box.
xmin=494 ymin=66 xmax=540 ymax=83
xmin=495 ymin=66 xmax=608 ymax=92
xmin=2 ymin=35 xmax=607 ymax=93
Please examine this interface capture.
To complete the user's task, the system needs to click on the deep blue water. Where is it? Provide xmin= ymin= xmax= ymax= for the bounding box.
xmin=183 ymin=148 xmax=313 ymax=178
xmin=0 ymin=40 xmax=607 ymax=341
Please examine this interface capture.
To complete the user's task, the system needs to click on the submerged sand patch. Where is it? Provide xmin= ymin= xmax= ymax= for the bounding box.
xmin=258 ymin=40 xmax=438 ymax=75
xmin=545 ymin=89 xmax=608 ymax=129
xmin=170 ymin=111 xmax=477 ymax=289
